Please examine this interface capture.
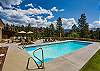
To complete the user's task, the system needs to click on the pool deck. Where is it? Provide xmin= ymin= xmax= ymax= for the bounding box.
xmin=1 ymin=40 xmax=100 ymax=71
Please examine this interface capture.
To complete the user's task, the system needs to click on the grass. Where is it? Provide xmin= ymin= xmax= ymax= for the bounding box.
xmin=80 ymin=49 xmax=100 ymax=71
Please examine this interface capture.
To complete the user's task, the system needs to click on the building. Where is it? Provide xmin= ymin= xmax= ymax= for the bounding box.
xmin=0 ymin=19 xmax=4 ymax=41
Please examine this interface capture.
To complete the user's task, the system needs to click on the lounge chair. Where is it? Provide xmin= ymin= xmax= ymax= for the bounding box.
xmin=0 ymin=54 xmax=5 ymax=57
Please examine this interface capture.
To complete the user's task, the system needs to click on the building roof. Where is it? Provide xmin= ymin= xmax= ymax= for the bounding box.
xmin=0 ymin=19 xmax=4 ymax=28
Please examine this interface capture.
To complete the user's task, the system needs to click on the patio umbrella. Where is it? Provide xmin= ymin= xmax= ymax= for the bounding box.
xmin=27 ymin=31 xmax=33 ymax=41
xmin=27 ymin=31 xmax=33 ymax=34
xmin=27 ymin=31 xmax=33 ymax=39
xmin=18 ymin=31 xmax=26 ymax=39
xmin=18 ymin=31 xmax=26 ymax=34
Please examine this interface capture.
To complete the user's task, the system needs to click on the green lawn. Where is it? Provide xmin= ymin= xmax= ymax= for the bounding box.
xmin=80 ymin=49 xmax=100 ymax=71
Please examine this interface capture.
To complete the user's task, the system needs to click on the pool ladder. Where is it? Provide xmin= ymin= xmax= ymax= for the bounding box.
xmin=26 ymin=48 xmax=44 ymax=69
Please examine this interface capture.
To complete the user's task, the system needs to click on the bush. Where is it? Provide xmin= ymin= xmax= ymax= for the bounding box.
xmin=68 ymin=32 xmax=79 ymax=38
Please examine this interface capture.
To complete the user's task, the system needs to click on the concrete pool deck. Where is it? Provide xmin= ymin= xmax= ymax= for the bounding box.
xmin=1 ymin=41 xmax=100 ymax=71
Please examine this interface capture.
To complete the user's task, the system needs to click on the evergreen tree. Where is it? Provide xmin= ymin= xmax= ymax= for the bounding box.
xmin=4 ymin=23 xmax=10 ymax=31
xmin=72 ymin=24 xmax=78 ymax=32
xmin=10 ymin=24 xmax=15 ymax=32
xmin=49 ymin=23 xmax=55 ymax=37
xmin=21 ymin=25 xmax=25 ymax=31
xmin=56 ymin=17 xmax=63 ymax=37
xmin=15 ymin=26 xmax=18 ymax=32
xmin=89 ymin=30 xmax=94 ymax=39
xmin=78 ymin=14 xmax=89 ymax=38
xmin=44 ymin=27 xmax=50 ymax=37
xmin=26 ymin=23 xmax=33 ymax=32
xmin=95 ymin=28 xmax=100 ymax=40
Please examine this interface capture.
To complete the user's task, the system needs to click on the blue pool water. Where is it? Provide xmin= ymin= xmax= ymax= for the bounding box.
xmin=25 ymin=41 xmax=91 ymax=63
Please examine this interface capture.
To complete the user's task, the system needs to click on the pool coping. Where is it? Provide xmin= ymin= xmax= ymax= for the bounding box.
xmin=43 ymin=42 xmax=100 ymax=71
xmin=24 ymin=40 xmax=99 ymax=71
xmin=24 ymin=40 xmax=99 ymax=70
xmin=25 ymin=40 xmax=94 ymax=48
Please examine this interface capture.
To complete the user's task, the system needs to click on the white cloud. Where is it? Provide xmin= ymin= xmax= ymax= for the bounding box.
xmin=17 ymin=7 xmax=53 ymax=18
xmin=93 ymin=21 xmax=100 ymax=24
xmin=0 ymin=2 xmax=65 ymax=28
xmin=0 ymin=9 xmax=31 ymax=25
xmin=0 ymin=0 xmax=21 ymax=8
xmin=62 ymin=18 xmax=77 ymax=29
xmin=51 ymin=7 xmax=64 ymax=12
xmin=59 ymin=9 xmax=64 ymax=12
xmin=25 ymin=3 xmax=34 ymax=7
xmin=0 ymin=6 xmax=3 ymax=10
xmin=92 ymin=21 xmax=100 ymax=28
xmin=0 ymin=8 xmax=50 ymax=27
xmin=0 ymin=6 xmax=77 ymax=29
xmin=0 ymin=0 xmax=65 ymax=29
xmin=2 ymin=19 xmax=13 ymax=25
xmin=0 ymin=7 xmax=77 ymax=29
xmin=0 ymin=6 xmax=54 ymax=20
xmin=89 ymin=21 xmax=100 ymax=28
xmin=51 ymin=7 xmax=58 ymax=12
xmin=89 ymin=24 xmax=94 ymax=28
xmin=46 ymin=15 xmax=54 ymax=19
xmin=29 ymin=17 xmax=48 ymax=28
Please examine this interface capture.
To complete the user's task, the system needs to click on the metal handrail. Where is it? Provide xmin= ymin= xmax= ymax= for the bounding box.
xmin=26 ymin=48 xmax=44 ymax=70
xmin=26 ymin=57 xmax=40 ymax=70
xmin=33 ymin=48 xmax=44 ymax=69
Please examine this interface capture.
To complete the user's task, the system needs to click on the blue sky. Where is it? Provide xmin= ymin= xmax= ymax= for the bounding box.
xmin=0 ymin=0 xmax=100 ymax=29
xmin=19 ymin=0 xmax=99 ymax=23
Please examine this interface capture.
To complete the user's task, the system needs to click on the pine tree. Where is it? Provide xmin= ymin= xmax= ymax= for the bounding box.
xmin=21 ymin=25 xmax=25 ymax=31
xmin=49 ymin=23 xmax=55 ymax=37
xmin=95 ymin=28 xmax=100 ymax=40
xmin=72 ymin=24 xmax=78 ymax=32
xmin=78 ymin=14 xmax=89 ymax=38
xmin=44 ymin=27 xmax=50 ymax=37
xmin=56 ymin=17 xmax=63 ymax=37
xmin=26 ymin=23 xmax=33 ymax=32
xmin=4 ymin=23 xmax=10 ymax=31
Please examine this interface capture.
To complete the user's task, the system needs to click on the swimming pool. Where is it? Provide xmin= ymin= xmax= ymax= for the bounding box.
xmin=25 ymin=41 xmax=91 ymax=63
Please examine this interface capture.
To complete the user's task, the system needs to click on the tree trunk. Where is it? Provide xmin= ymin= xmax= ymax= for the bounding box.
xmin=60 ymin=33 xmax=61 ymax=37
